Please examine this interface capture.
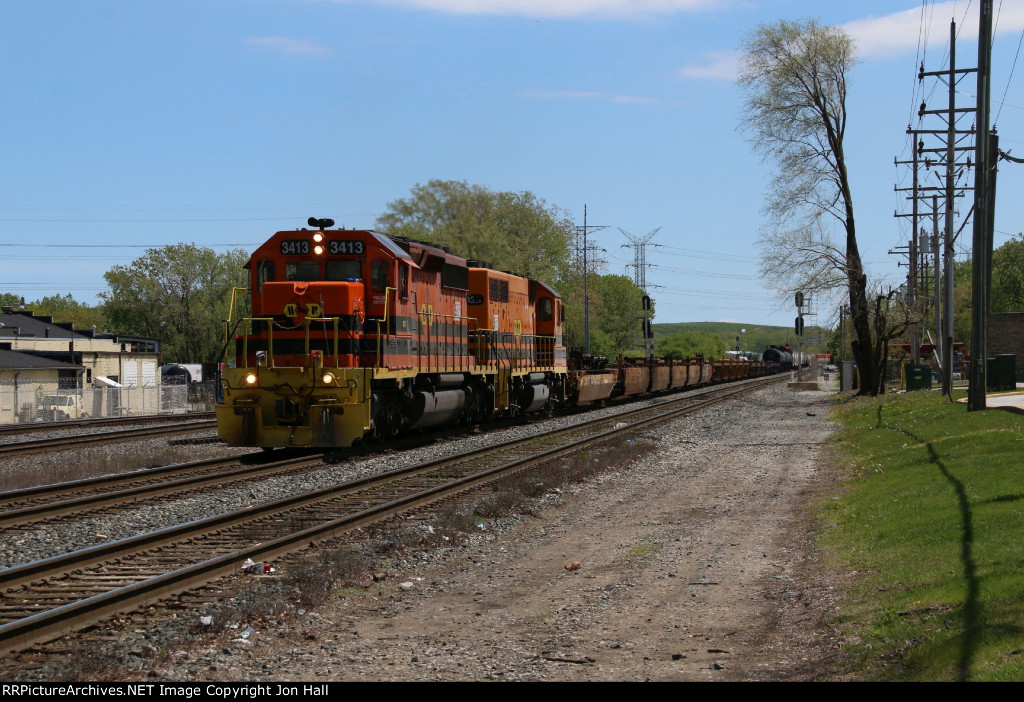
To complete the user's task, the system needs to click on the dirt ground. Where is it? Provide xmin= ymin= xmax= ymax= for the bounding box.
xmin=173 ymin=381 xmax=848 ymax=682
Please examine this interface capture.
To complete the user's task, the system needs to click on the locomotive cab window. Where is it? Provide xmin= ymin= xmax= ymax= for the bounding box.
xmin=256 ymin=260 xmax=275 ymax=292
xmin=399 ymin=264 xmax=408 ymax=299
xmin=326 ymin=260 xmax=362 ymax=281
xmin=285 ymin=261 xmax=319 ymax=281
xmin=538 ymin=297 xmax=553 ymax=322
xmin=371 ymin=259 xmax=390 ymax=293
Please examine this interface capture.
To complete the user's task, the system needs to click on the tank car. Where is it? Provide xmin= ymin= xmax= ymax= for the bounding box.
xmin=761 ymin=345 xmax=794 ymax=370
xmin=216 ymin=225 xmax=567 ymax=449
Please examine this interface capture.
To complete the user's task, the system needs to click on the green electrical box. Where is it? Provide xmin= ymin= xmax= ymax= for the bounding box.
xmin=904 ymin=363 xmax=932 ymax=391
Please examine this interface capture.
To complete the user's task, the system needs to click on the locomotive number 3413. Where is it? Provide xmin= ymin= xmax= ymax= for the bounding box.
xmin=329 ymin=240 xmax=364 ymax=255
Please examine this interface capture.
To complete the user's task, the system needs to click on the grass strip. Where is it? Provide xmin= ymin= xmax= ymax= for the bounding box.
xmin=824 ymin=390 xmax=1024 ymax=681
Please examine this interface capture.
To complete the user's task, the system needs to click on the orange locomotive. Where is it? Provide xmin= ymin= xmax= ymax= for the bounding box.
xmin=216 ymin=222 xmax=568 ymax=448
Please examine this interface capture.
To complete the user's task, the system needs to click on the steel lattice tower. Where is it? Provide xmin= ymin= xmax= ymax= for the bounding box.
xmin=619 ymin=227 xmax=661 ymax=291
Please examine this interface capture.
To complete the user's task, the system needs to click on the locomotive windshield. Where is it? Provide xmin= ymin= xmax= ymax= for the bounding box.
xmin=326 ymin=260 xmax=362 ymax=281
xmin=285 ymin=261 xmax=320 ymax=281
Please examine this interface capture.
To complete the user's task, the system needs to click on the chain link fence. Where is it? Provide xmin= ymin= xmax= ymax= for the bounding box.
xmin=0 ymin=378 xmax=219 ymax=424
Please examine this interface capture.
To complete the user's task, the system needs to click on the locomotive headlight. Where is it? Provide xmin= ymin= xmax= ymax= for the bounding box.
xmin=321 ymin=372 xmax=336 ymax=385
xmin=314 ymin=244 xmax=325 ymax=255
xmin=313 ymin=232 xmax=324 ymax=243
xmin=244 ymin=373 xmax=258 ymax=385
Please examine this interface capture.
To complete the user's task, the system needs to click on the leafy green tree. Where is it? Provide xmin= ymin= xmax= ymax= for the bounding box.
xmin=32 ymin=293 xmax=106 ymax=331
xmin=952 ymin=235 xmax=1024 ymax=353
xmin=0 ymin=292 xmax=106 ymax=331
xmin=376 ymin=180 xmax=575 ymax=287
xmin=589 ymin=274 xmax=652 ymax=358
xmin=659 ymin=331 xmax=727 ymax=360
xmin=101 ymin=245 xmax=249 ymax=363
xmin=377 ymin=179 xmax=599 ymax=351
xmin=991 ymin=234 xmax=1024 ymax=313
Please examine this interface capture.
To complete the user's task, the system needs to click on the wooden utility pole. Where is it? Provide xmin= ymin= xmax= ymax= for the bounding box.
xmin=969 ymin=0 xmax=994 ymax=411
xmin=907 ymin=20 xmax=977 ymax=397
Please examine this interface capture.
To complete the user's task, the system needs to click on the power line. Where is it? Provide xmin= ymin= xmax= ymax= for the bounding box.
xmin=0 ymin=216 xmax=297 ymax=223
xmin=0 ymin=243 xmax=258 ymax=248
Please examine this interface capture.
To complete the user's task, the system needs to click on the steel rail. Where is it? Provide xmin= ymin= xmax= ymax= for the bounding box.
xmin=0 ymin=420 xmax=217 ymax=457
xmin=0 ymin=453 xmax=319 ymax=529
xmin=0 ymin=412 xmax=214 ymax=436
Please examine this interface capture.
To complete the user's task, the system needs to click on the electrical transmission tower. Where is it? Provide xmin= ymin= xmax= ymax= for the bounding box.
xmin=619 ymin=227 xmax=661 ymax=291
xmin=619 ymin=227 xmax=661 ymax=356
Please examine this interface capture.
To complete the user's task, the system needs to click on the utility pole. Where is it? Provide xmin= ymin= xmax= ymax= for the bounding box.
xmin=576 ymin=205 xmax=607 ymax=356
xmin=894 ymin=146 xmax=921 ymax=363
xmin=969 ymin=0 xmax=994 ymax=411
xmin=901 ymin=20 xmax=976 ymax=397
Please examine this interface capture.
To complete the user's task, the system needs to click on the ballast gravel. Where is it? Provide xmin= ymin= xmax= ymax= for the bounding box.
xmin=1 ymin=378 xmax=848 ymax=681
xmin=0 ymin=384 xmax=737 ymax=569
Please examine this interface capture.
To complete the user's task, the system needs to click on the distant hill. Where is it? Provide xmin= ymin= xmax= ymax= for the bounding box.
xmin=652 ymin=321 xmax=829 ymax=355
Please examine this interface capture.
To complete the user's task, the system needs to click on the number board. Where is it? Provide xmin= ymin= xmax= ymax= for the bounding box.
xmin=279 ymin=240 xmax=310 ymax=255
xmin=328 ymin=240 xmax=365 ymax=255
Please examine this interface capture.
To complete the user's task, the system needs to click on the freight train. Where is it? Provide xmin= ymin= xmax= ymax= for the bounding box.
xmin=215 ymin=222 xmax=773 ymax=449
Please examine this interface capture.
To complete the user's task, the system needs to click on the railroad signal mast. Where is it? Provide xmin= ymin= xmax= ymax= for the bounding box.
xmin=795 ymin=291 xmax=805 ymax=381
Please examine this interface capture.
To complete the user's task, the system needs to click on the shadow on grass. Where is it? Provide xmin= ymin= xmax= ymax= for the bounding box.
xmin=894 ymin=417 xmax=980 ymax=682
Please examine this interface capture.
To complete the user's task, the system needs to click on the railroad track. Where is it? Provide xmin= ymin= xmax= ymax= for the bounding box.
xmin=0 ymin=419 xmax=218 ymax=458
xmin=0 ymin=412 xmax=215 ymax=439
xmin=0 ymin=451 xmax=308 ymax=529
xmin=0 ymin=376 xmax=781 ymax=655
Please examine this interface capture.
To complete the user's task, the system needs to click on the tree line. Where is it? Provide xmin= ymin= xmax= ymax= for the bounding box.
xmin=2 ymin=180 xmax=668 ymax=364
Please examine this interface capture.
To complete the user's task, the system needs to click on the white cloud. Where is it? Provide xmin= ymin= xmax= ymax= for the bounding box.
xmin=336 ymin=0 xmax=727 ymax=20
xmin=246 ymin=36 xmax=331 ymax=55
xmin=679 ymin=2 xmax=1024 ymax=81
xmin=521 ymin=89 xmax=663 ymax=104
xmin=844 ymin=1 xmax=1024 ymax=59
xmin=679 ymin=50 xmax=739 ymax=80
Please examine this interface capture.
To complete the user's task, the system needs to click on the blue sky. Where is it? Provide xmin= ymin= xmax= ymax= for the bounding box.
xmin=2 ymin=0 xmax=1023 ymax=329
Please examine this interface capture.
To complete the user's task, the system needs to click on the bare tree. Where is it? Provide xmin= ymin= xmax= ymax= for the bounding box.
xmin=739 ymin=19 xmax=879 ymax=394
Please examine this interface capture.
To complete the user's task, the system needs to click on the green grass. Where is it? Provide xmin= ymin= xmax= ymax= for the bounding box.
xmin=825 ymin=391 xmax=1024 ymax=680
xmin=626 ymin=534 xmax=663 ymax=559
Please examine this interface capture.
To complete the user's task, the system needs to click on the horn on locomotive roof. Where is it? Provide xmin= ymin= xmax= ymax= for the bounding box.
xmin=307 ymin=217 xmax=335 ymax=230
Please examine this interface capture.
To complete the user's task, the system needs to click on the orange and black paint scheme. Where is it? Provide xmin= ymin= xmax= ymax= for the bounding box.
xmin=216 ymin=226 xmax=568 ymax=448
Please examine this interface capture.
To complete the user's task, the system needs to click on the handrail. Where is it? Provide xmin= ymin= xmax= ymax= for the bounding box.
xmin=304 ymin=316 xmax=340 ymax=365
xmin=374 ymin=287 xmax=397 ymax=373
xmin=226 ymin=287 xmax=250 ymax=331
